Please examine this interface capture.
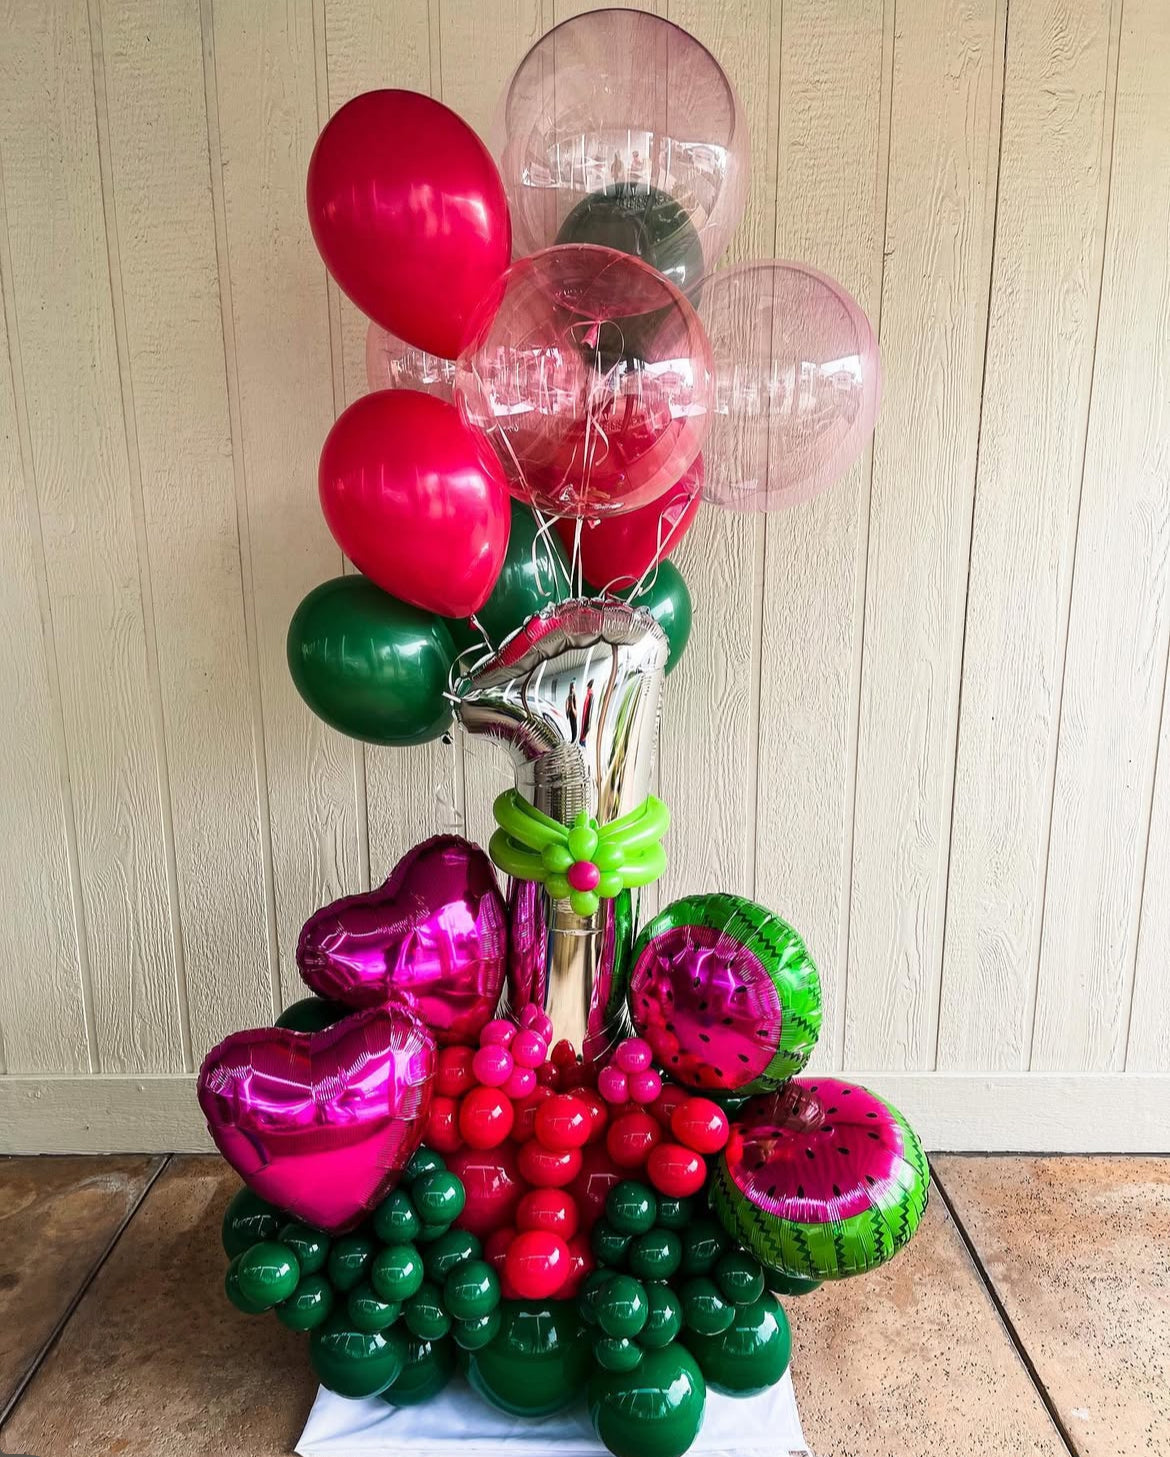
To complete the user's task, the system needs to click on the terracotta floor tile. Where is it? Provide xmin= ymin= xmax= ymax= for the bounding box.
xmin=0 ymin=1155 xmax=161 ymax=1415
xmin=935 ymin=1155 xmax=1170 ymax=1457
xmin=0 ymin=1156 xmax=317 ymax=1457
xmin=788 ymin=1184 xmax=1068 ymax=1457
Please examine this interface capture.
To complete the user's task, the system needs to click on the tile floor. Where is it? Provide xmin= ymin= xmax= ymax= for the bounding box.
xmin=0 ymin=1155 xmax=1165 ymax=1457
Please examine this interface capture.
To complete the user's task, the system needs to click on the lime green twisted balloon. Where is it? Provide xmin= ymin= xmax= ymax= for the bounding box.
xmin=490 ymin=791 xmax=669 ymax=915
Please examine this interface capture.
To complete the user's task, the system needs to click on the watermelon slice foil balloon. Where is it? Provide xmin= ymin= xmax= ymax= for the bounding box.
xmin=627 ymin=894 xmax=821 ymax=1095
xmin=711 ymin=1078 xmax=929 ymax=1282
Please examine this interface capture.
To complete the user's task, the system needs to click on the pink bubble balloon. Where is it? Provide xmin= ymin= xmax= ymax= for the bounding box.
xmin=197 ymin=1004 xmax=434 ymax=1233
xmin=700 ymin=261 xmax=881 ymax=511
xmin=365 ymin=322 xmax=456 ymax=400
xmin=494 ymin=9 xmax=749 ymax=274
xmin=455 ymin=244 xmax=713 ymax=518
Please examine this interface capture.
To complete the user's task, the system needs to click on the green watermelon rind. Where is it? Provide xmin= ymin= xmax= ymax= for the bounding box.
xmin=710 ymin=1109 xmax=930 ymax=1282
xmin=630 ymin=893 xmax=823 ymax=1095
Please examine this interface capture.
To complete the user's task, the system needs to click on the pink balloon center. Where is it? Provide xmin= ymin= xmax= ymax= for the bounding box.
xmin=567 ymin=861 xmax=601 ymax=892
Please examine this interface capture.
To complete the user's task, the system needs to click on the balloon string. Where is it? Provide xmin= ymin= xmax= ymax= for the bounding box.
xmin=531 ymin=506 xmax=573 ymax=593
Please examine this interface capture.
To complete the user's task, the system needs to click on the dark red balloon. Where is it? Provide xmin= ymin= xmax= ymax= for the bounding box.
xmin=651 ymin=1084 xmax=690 ymax=1128
xmin=570 ymin=1143 xmax=625 ymax=1232
xmin=516 ymin=1188 xmax=580 ymax=1240
xmin=504 ymin=1230 xmax=571 ymax=1300
xmin=307 ymin=90 xmax=511 ymax=360
xmin=517 ymin=1140 xmax=582 ymax=1189
xmin=671 ymin=1096 xmax=730 ymax=1155
xmin=606 ymin=1110 xmax=662 ymax=1170
xmin=559 ymin=458 xmax=703 ymax=591
xmin=483 ymin=1225 xmax=516 ymax=1272
xmin=646 ymin=1140 xmax=706 ymax=1198
xmin=426 ymin=1094 xmax=463 ymax=1153
xmin=436 ymin=1045 xmax=477 ymax=1098
xmin=459 ymin=1086 xmax=515 ymax=1150
xmin=534 ymin=1094 xmax=592 ymax=1152
xmin=513 ymin=1085 xmax=554 ymax=1142
xmin=560 ymin=1234 xmax=595 ymax=1298
xmin=319 ymin=391 xmax=509 ymax=619
xmin=449 ymin=1144 xmax=524 ymax=1237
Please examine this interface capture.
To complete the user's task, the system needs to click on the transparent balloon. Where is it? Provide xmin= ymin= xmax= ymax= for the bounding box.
xmin=455 ymin=244 xmax=713 ymax=519
xmin=701 ymin=261 xmax=881 ymax=511
xmin=493 ymin=9 xmax=749 ymax=278
xmin=365 ymin=322 xmax=457 ymax=400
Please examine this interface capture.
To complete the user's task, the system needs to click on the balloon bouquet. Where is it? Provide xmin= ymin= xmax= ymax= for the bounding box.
xmin=197 ymin=13 xmax=916 ymax=1457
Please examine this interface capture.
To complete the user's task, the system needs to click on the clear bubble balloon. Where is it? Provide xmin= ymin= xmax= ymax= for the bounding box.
xmin=493 ymin=9 xmax=749 ymax=277
xmin=365 ymin=323 xmax=456 ymax=400
xmin=701 ymin=261 xmax=881 ymax=512
xmin=455 ymin=244 xmax=713 ymax=519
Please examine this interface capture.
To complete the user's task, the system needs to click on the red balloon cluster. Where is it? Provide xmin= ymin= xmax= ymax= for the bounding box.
xmin=423 ymin=1017 xmax=730 ymax=1302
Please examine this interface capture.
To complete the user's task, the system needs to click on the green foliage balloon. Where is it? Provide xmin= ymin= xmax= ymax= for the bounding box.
xmin=287 ymin=574 xmax=455 ymax=745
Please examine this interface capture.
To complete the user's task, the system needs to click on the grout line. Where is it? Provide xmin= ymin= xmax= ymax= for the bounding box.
xmin=1026 ymin=0 xmax=1123 ymax=1071
xmin=199 ymin=0 xmax=283 ymax=1023
xmin=931 ymin=1166 xmax=1079 ymax=1457
xmin=0 ymin=115 xmax=98 ymax=1075
xmin=933 ymin=0 xmax=1012 ymax=1072
xmin=0 ymin=1155 xmax=172 ymax=1430
xmin=87 ymin=0 xmax=192 ymax=1073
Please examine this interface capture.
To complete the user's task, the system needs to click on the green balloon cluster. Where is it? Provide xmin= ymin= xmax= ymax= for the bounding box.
xmin=287 ymin=575 xmax=456 ymax=746
xmin=219 ymin=1147 xmax=501 ymax=1402
xmin=446 ymin=503 xmax=569 ymax=658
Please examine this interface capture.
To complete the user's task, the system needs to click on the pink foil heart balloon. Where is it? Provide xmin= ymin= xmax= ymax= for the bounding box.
xmin=296 ymin=835 xmax=507 ymax=1046
xmin=197 ymin=1005 xmax=434 ymax=1232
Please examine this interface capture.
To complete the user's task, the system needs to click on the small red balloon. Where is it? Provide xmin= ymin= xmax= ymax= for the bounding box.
xmin=651 ymin=1084 xmax=690 ymax=1128
xmin=517 ymin=1139 xmax=582 ymax=1188
xmin=534 ymin=1094 xmax=592 ymax=1152
xmin=570 ymin=1143 xmax=625 ymax=1233
xmin=551 ymin=1039 xmax=579 ymax=1068
xmin=536 ymin=1062 xmax=561 ymax=1088
xmin=671 ymin=1097 xmax=731 ymax=1155
xmin=606 ymin=1110 xmax=662 ymax=1170
xmin=512 ymin=1085 xmax=554 ymax=1142
xmin=504 ymin=1230 xmax=571 ymax=1300
xmin=483 ymin=1225 xmax=516 ymax=1273
xmin=646 ymin=1141 xmax=707 ymax=1198
xmin=559 ymin=1234 xmax=595 ymax=1299
xmin=516 ymin=1187 xmax=580 ymax=1240
xmin=448 ymin=1144 xmax=523 ymax=1237
xmin=576 ymin=1089 xmax=609 ymax=1143
xmin=319 ymin=390 xmax=510 ymax=618
xmin=459 ymin=1086 xmax=515 ymax=1150
xmin=436 ymin=1045 xmax=477 ymax=1099
xmin=426 ymin=1094 xmax=464 ymax=1154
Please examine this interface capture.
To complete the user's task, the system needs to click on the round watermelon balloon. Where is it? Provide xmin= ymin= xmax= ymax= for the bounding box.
xmin=627 ymin=894 xmax=821 ymax=1095
xmin=710 ymin=1078 xmax=929 ymax=1281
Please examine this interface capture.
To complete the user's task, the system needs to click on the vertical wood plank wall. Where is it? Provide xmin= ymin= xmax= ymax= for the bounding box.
xmin=0 ymin=0 xmax=1167 ymax=1151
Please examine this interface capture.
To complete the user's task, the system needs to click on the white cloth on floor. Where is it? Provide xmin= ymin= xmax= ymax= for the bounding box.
xmin=296 ymin=1368 xmax=808 ymax=1457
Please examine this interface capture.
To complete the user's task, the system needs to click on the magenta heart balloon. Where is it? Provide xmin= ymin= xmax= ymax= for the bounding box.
xmin=296 ymin=835 xmax=507 ymax=1046
xmin=197 ymin=1004 xmax=434 ymax=1232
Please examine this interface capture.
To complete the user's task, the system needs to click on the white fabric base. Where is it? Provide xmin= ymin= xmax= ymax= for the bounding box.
xmin=296 ymin=1368 xmax=807 ymax=1457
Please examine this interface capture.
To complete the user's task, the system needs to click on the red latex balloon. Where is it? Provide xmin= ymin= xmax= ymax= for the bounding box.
xmin=577 ymin=1089 xmax=610 ymax=1144
xmin=512 ymin=1085 xmax=554 ymax=1142
xmin=425 ymin=1094 xmax=463 ymax=1154
xmin=534 ymin=1094 xmax=592 ymax=1152
xmin=319 ymin=391 xmax=509 ymax=619
xmin=505 ymin=1231 xmax=571 ymax=1300
xmin=646 ymin=1140 xmax=706 ymax=1198
xmin=307 ymin=90 xmax=511 ymax=360
xmin=671 ymin=1096 xmax=730 ymax=1155
xmin=559 ymin=458 xmax=703 ymax=591
xmin=651 ymin=1084 xmax=690 ymax=1129
xmin=455 ymin=245 xmax=713 ymax=518
xmin=606 ymin=1110 xmax=662 ymax=1170
xmin=516 ymin=1188 xmax=580 ymax=1240
xmin=517 ymin=1140 xmax=582 ymax=1189
xmin=459 ymin=1086 xmax=515 ymax=1150
xmin=483 ymin=1225 xmax=516 ymax=1273
xmin=436 ymin=1045 xmax=477 ymax=1099
xmin=570 ymin=1143 xmax=625 ymax=1233
xmin=560 ymin=1234 xmax=595 ymax=1299
xmin=448 ymin=1144 xmax=524 ymax=1237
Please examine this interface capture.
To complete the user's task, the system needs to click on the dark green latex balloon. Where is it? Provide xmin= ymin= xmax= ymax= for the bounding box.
xmin=373 ymin=1189 xmax=422 ymax=1247
xmin=372 ymin=1244 xmax=425 ymax=1303
xmin=380 ymin=1334 xmax=457 ymax=1407
xmin=607 ymin=1181 xmax=658 ymax=1236
xmin=310 ymin=1315 xmax=407 ymax=1398
xmin=683 ymin=1293 xmax=791 ymax=1397
xmin=588 ymin=1344 xmax=707 ymax=1457
xmin=404 ymin=1281 xmax=452 ymax=1341
xmin=680 ymin=1277 xmax=735 ymax=1337
xmin=609 ymin=562 xmax=692 ymax=675
xmin=641 ymin=1285 xmax=684 ymax=1350
xmin=405 ymin=1148 xmax=447 ymax=1182
xmin=234 ymin=1241 xmax=299 ymax=1307
xmin=287 ymin=575 xmax=455 ymax=745
xmin=328 ymin=1234 xmax=376 ymax=1293
xmin=679 ymin=1219 xmax=729 ymax=1277
xmin=714 ymin=1251 xmax=766 ymax=1307
xmin=277 ymin=1273 xmax=334 ymax=1331
xmin=447 ymin=503 xmax=569 ymax=657
xmin=275 ymin=996 xmax=349 ymax=1033
xmin=656 ymin=1196 xmax=695 ymax=1232
xmin=556 ymin=185 xmax=705 ymax=297
xmin=591 ymin=1218 xmax=632 ymax=1270
xmin=445 ymin=1260 xmax=500 ymax=1321
xmin=424 ymin=1229 xmax=481 ymax=1283
xmin=595 ymin=1335 xmax=643 ymax=1373
xmin=467 ymin=1300 xmax=592 ymax=1417
xmin=348 ymin=1280 xmax=403 ymax=1333
xmin=411 ymin=1170 xmax=466 ymax=1228
xmin=225 ymin=1257 xmax=271 ymax=1315
xmin=596 ymin=1275 xmax=648 ymax=1339
xmin=765 ymin=1270 xmax=822 ymax=1298
xmin=222 ymin=1186 xmax=280 ymax=1258
xmin=452 ymin=1308 xmax=501 ymax=1351
xmin=278 ymin=1222 xmax=331 ymax=1276
xmin=629 ymin=1230 xmax=683 ymax=1281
